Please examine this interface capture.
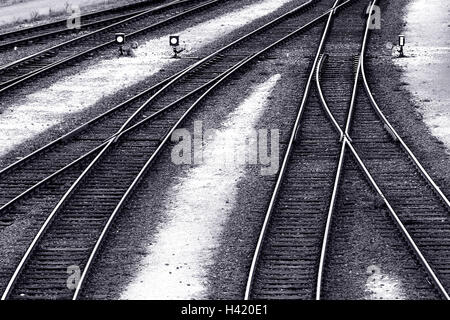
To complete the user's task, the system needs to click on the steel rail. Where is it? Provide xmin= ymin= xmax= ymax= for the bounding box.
xmin=0 ymin=0 xmax=163 ymax=43
xmin=0 ymin=62 xmax=227 ymax=216
xmin=316 ymin=67 xmax=450 ymax=300
xmin=244 ymin=0 xmax=347 ymax=301
xmin=74 ymin=0 xmax=345 ymax=298
xmin=1 ymin=0 xmax=325 ymax=300
xmin=0 ymin=0 xmax=319 ymax=212
xmin=315 ymin=0 xmax=374 ymax=300
xmin=359 ymin=31 xmax=450 ymax=211
xmin=315 ymin=132 xmax=346 ymax=299
xmin=0 ymin=0 xmax=218 ymax=92
xmin=315 ymin=54 xmax=343 ymax=140
xmin=0 ymin=11 xmax=147 ymax=51
xmin=314 ymin=0 xmax=450 ymax=300
xmin=0 ymin=0 xmax=188 ymax=72
xmin=0 ymin=145 xmax=102 ymax=214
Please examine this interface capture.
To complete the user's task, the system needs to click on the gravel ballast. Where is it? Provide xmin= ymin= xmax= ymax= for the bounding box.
xmin=0 ymin=0 xmax=448 ymax=301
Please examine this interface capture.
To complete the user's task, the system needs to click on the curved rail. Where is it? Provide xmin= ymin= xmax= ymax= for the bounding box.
xmin=74 ymin=0 xmax=346 ymax=299
xmin=0 ymin=0 xmax=162 ymax=41
xmin=359 ymin=31 xmax=450 ymax=211
xmin=0 ymin=0 xmax=219 ymax=92
xmin=1 ymin=0 xmax=329 ymax=300
xmin=0 ymin=0 xmax=318 ymax=216
xmin=315 ymin=0 xmax=374 ymax=299
xmin=314 ymin=0 xmax=449 ymax=300
xmin=0 ymin=0 xmax=166 ymax=50
xmin=244 ymin=0 xmax=345 ymax=301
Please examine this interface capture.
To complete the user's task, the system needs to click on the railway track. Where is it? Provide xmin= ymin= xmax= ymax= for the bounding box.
xmin=0 ymin=0 xmax=323 ymax=221
xmin=315 ymin=45 xmax=449 ymax=298
xmin=0 ymin=0 xmax=344 ymax=300
xmin=0 ymin=0 xmax=167 ymax=51
xmin=245 ymin=0 xmax=450 ymax=300
xmin=1 ymin=0 xmax=447 ymax=301
xmin=244 ymin=0 xmax=343 ymax=300
xmin=0 ymin=0 xmax=221 ymax=92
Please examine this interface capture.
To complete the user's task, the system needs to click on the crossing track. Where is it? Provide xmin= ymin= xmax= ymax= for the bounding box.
xmin=245 ymin=0 xmax=450 ymax=300
xmin=0 ymin=0 xmax=323 ymax=223
xmin=0 ymin=0 xmax=168 ymax=51
xmin=315 ymin=10 xmax=449 ymax=298
xmin=0 ymin=0 xmax=222 ymax=91
xmin=316 ymin=0 xmax=450 ymax=298
xmin=0 ymin=0 xmax=350 ymax=300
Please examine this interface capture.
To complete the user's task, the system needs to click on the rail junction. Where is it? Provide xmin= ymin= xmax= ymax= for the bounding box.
xmin=0 ymin=0 xmax=448 ymax=300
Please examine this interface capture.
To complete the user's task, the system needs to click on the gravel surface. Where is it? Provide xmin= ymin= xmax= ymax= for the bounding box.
xmin=0 ymin=0 xmax=295 ymax=159
xmin=0 ymin=0 xmax=306 ymax=169
xmin=0 ymin=0 xmax=154 ymax=27
xmin=0 ymin=0 xmax=314 ymax=299
xmin=366 ymin=0 xmax=450 ymax=200
xmin=0 ymin=0 xmax=448 ymax=301
xmin=392 ymin=0 xmax=450 ymax=151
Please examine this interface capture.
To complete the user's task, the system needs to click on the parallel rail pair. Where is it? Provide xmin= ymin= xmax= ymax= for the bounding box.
xmin=245 ymin=0 xmax=449 ymax=300
xmin=0 ymin=0 xmax=222 ymax=91
xmin=0 ymin=0 xmax=329 ymax=300
xmin=0 ymin=0 xmax=166 ymax=50
xmin=1 ymin=0 xmax=448 ymax=300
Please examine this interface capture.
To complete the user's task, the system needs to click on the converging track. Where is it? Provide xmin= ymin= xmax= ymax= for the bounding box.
xmin=0 ymin=0 xmax=448 ymax=301
xmin=0 ymin=0 xmax=342 ymax=300
xmin=0 ymin=0 xmax=221 ymax=91
xmin=245 ymin=0 xmax=450 ymax=300
xmin=316 ymin=0 xmax=450 ymax=299
xmin=0 ymin=0 xmax=321 ymax=224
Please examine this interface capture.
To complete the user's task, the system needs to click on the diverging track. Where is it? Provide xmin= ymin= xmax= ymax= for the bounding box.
xmin=0 ymin=0 xmax=321 ymax=216
xmin=0 ymin=0 xmax=220 ymax=92
xmin=0 ymin=0 xmax=167 ymax=51
xmin=0 ymin=0 xmax=342 ymax=300
xmin=246 ymin=0 xmax=450 ymax=300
